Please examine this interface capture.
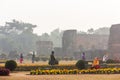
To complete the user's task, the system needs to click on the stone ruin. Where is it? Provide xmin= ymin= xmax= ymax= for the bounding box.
xmin=108 ymin=24 xmax=120 ymax=60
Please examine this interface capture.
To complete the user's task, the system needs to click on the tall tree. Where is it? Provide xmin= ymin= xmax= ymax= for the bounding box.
xmin=0 ymin=19 xmax=39 ymax=54
xmin=50 ymin=28 xmax=62 ymax=47
xmin=87 ymin=28 xmax=94 ymax=34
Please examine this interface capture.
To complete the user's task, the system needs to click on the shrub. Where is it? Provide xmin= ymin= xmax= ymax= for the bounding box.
xmin=0 ymin=68 xmax=10 ymax=76
xmin=5 ymin=60 xmax=17 ymax=71
xmin=75 ymin=60 xmax=86 ymax=70
xmin=35 ymin=57 xmax=40 ymax=62
xmin=106 ymin=59 xmax=115 ymax=63
xmin=41 ymin=57 xmax=48 ymax=61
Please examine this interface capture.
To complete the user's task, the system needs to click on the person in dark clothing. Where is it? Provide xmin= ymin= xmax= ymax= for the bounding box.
xmin=32 ymin=51 xmax=35 ymax=63
xmin=50 ymin=51 xmax=55 ymax=61
xmin=49 ymin=51 xmax=58 ymax=65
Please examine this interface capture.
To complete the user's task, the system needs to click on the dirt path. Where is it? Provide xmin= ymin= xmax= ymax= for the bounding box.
xmin=0 ymin=72 xmax=120 ymax=80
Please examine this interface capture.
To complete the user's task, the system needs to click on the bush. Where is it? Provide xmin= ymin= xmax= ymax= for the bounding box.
xmin=41 ymin=57 xmax=48 ymax=61
xmin=0 ymin=68 xmax=10 ymax=76
xmin=5 ymin=60 xmax=17 ymax=71
xmin=106 ymin=59 xmax=115 ymax=63
xmin=75 ymin=60 xmax=86 ymax=70
xmin=35 ymin=57 xmax=40 ymax=62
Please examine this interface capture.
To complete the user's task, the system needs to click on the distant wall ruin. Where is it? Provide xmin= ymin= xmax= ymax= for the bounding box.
xmin=108 ymin=24 xmax=120 ymax=59
xmin=62 ymin=30 xmax=77 ymax=56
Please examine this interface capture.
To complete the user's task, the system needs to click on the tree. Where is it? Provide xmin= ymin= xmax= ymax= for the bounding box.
xmin=0 ymin=19 xmax=39 ymax=54
xmin=0 ymin=53 xmax=7 ymax=59
xmin=41 ymin=33 xmax=50 ymax=41
xmin=94 ymin=27 xmax=110 ymax=35
xmin=50 ymin=28 xmax=62 ymax=47
xmin=5 ymin=19 xmax=36 ymax=34
xmin=8 ymin=50 xmax=19 ymax=60
xmin=87 ymin=28 xmax=94 ymax=34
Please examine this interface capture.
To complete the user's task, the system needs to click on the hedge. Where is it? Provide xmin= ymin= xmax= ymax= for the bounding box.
xmin=15 ymin=65 xmax=77 ymax=71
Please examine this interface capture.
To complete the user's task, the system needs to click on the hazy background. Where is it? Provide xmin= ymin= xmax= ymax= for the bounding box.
xmin=0 ymin=0 xmax=120 ymax=35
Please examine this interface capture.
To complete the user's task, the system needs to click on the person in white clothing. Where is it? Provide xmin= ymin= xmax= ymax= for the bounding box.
xmin=103 ymin=54 xmax=108 ymax=62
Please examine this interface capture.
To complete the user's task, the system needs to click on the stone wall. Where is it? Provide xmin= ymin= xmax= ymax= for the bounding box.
xmin=62 ymin=29 xmax=109 ymax=58
xmin=76 ymin=34 xmax=108 ymax=51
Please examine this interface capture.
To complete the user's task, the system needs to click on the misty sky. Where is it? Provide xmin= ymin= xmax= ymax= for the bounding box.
xmin=0 ymin=0 xmax=120 ymax=35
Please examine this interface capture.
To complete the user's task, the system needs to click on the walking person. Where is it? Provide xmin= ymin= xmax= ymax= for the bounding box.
xmin=82 ymin=52 xmax=85 ymax=61
xmin=32 ymin=51 xmax=35 ymax=63
xmin=20 ymin=53 xmax=23 ymax=63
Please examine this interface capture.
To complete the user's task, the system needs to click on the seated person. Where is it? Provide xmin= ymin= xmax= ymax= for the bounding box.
xmin=91 ymin=57 xmax=100 ymax=69
xmin=49 ymin=51 xmax=58 ymax=65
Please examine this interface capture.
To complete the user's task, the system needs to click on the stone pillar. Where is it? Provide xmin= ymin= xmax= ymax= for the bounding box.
xmin=62 ymin=30 xmax=77 ymax=57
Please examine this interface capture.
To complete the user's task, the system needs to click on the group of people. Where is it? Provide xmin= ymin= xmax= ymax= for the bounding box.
xmin=19 ymin=51 xmax=58 ymax=65
xmin=19 ymin=52 xmax=35 ymax=63
xmin=81 ymin=52 xmax=108 ymax=69
xmin=91 ymin=54 xmax=108 ymax=69
xmin=19 ymin=51 xmax=108 ymax=69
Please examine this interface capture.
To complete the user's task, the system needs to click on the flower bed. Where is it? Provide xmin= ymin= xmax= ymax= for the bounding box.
xmin=0 ymin=68 xmax=10 ymax=76
xmin=30 ymin=69 xmax=79 ymax=75
xmin=80 ymin=68 xmax=120 ymax=74
xmin=30 ymin=68 xmax=120 ymax=75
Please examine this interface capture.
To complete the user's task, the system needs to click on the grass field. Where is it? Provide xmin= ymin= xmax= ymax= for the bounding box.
xmin=0 ymin=72 xmax=120 ymax=80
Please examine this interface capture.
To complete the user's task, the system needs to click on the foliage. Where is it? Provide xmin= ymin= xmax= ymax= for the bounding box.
xmin=50 ymin=28 xmax=62 ymax=47
xmin=87 ymin=28 xmax=94 ymax=34
xmin=35 ymin=57 xmax=40 ymax=62
xmin=0 ymin=19 xmax=39 ymax=54
xmin=0 ymin=68 xmax=10 ymax=76
xmin=106 ymin=59 xmax=115 ymax=63
xmin=93 ymin=27 xmax=110 ymax=35
xmin=0 ymin=53 xmax=7 ymax=59
xmin=75 ymin=60 xmax=86 ymax=70
xmin=40 ymin=57 xmax=48 ymax=61
xmin=41 ymin=33 xmax=50 ymax=41
xmin=8 ymin=50 xmax=19 ymax=60
xmin=5 ymin=60 xmax=17 ymax=71
xmin=14 ymin=65 xmax=76 ymax=71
